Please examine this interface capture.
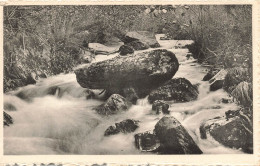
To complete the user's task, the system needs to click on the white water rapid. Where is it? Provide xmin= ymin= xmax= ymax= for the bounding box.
xmin=3 ymin=34 xmax=244 ymax=155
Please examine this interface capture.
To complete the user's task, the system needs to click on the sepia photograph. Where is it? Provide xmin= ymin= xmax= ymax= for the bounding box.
xmin=2 ymin=3 xmax=255 ymax=158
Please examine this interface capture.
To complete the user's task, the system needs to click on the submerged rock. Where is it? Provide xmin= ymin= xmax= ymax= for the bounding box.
xmin=200 ymin=108 xmax=253 ymax=153
xmin=152 ymin=100 xmax=169 ymax=114
xmin=4 ymin=111 xmax=13 ymax=126
xmin=105 ymin=119 xmax=139 ymax=136
xmin=154 ymin=116 xmax=202 ymax=154
xmin=135 ymin=131 xmax=160 ymax=152
xmin=148 ymin=78 xmax=198 ymax=103
xmin=75 ymin=49 xmax=179 ymax=98
xmin=209 ymin=69 xmax=227 ymax=91
xmin=95 ymin=94 xmax=130 ymax=115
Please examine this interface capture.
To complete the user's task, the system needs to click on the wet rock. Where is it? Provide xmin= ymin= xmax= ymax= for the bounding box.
xmin=105 ymin=119 xmax=139 ymax=136
xmin=124 ymin=31 xmax=160 ymax=48
xmin=88 ymin=43 xmax=119 ymax=55
xmin=152 ymin=100 xmax=169 ymax=114
xmin=154 ymin=116 xmax=202 ymax=154
xmin=80 ymin=50 xmax=95 ymax=63
xmin=135 ymin=131 xmax=160 ymax=152
xmin=148 ymin=78 xmax=198 ymax=103
xmin=4 ymin=111 xmax=13 ymax=126
xmin=122 ymin=87 xmax=138 ymax=104
xmin=95 ymin=94 xmax=130 ymax=115
xmin=126 ymin=40 xmax=149 ymax=50
xmin=209 ymin=69 xmax=227 ymax=91
xmin=4 ymin=102 xmax=17 ymax=111
xmin=220 ymin=98 xmax=232 ymax=104
xmin=200 ymin=109 xmax=253 ymax=153
xmin=119 ymin=45 xmax=134 ymax=56
xmin=75 ymin=49 xmax=179 ymax=98
xmin=223 ymin=67 xmax=251 ymax=94
xmin=231 ymin=81 xmax=252 ymax=107
xmin=104 ymin=126 xmax=120 ymax=136
xmin=202 ymin=68 xmax=220 ymax=81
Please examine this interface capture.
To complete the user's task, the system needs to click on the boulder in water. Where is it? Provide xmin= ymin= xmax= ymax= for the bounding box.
xmin=4 ymin=102 xmax=17 ymax=111
xmin=105 ymin=119 xmax=139 ymax=136
xmin=122 ymin=87 xmax=139 ymax=104
xmin=124 ymin=31 xmax=160 ymax=48
xmin=200 ymin=108 xmax=253 ymax=153
xmin=202 ymin=68 xmax=220 ymax=81
xmin=154 ymin=116 xmax=202 ymax=154
xmin=75 ymin=49 xmax=179 ymax=98
xmin=223 ymin=67 xmax=251 ymax=93
xmin=209 ymin=69 xmax=227 ymax=91
xmin=148 ymin=78 xmax=198 ymax=103
xmin=95 ymin=94 xmax=130 ymax=115
xmin=4 ymin=111 xmax=13 ymax=126
xmin=126 ymin=40 xmax=149 ymax=50
xmin=119 ymin=45 xmax=134 ymax=56
xmin=152 ymin=100 xmax=169 ymax=114
xmin=135 ymin=131 xmax=160 ymax=152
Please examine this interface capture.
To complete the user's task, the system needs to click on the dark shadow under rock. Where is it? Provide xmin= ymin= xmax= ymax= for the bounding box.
xmin=148 ymin=78 xmax=198 ymax=104
xmin=119 ymin=45 xmax=134 ymax=56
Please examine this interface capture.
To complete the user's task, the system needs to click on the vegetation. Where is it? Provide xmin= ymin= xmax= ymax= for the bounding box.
xmin=4 ymin=5 xmax=252 ymax=101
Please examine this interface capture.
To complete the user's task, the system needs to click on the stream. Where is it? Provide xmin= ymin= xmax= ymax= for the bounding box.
xmin=4 ymin=34 xmax=244 ymax=155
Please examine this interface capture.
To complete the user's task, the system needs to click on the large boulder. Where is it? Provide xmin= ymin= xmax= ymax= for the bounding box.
xmin=200 ymin=108 xmax=253 ymax=153
xmin=95 ymin=94 xmax=130 ymax=115
xmin=154 ymin=116 xmax=202 ymax=154
xmin=104 ymin=119 xmax=139 ymax=136
xmin=135 ymin=131 xmax=160 ymax=152
xmin=75 ymin=49 xmax=179 ymax=98
xmin=124 ymin=31 xmax=160 ymax=48
xmin=4 ymin=111 xmax=13 ymax=126
xmin=209 ymin=69 xmax=227 ymax=91
xmin=148 ymin=78 xmax=198 ymax=103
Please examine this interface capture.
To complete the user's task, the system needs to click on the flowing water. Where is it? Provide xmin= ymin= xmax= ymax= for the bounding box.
xmin=3 ymin=34 xmax=244 ymax=155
